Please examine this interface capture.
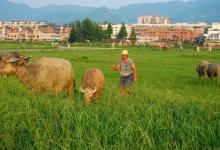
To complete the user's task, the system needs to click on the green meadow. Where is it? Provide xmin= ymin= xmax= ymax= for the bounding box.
xmin=0 ymin=41 xmax=55 ymax=50
xmin=0 ymin=46 xmax=219 ymax=149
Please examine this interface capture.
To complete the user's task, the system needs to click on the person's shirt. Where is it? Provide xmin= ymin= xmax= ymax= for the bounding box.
xmin=120 ymin=58 xmax=134 ymax=77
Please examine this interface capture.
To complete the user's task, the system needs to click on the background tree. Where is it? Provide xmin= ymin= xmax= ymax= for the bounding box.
xmin=92 ymin=24 xmax=102 ymax=41
xmin=106 ymin=23 xmax=113 ymax=39
xmin=82 ymin=18 xmax=94 ymax=42
xmin=195 ymin=34 xmax=205 ymax=51
xmin=117 ymin=23 xmax=127 ymax=41
xmin=75 ymin=20 xmax=84 ymax=42
xmin=130 ymin=27 xmax=137 ymax=46
xmin=195 ymin=34 xmax=205 ymax=46
xmin=68 ymin=19 xmax=108 ymax=42
xmin=68 ymin=24 xmax=77 ymax=43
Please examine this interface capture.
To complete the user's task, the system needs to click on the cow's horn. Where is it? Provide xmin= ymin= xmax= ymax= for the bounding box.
xmin=80 ymin=86 xmax=85 ymax=93
xmin=8 ymin=58 xmax=20 ymax=63
xmin=92 ymin=87 xmax=97 ymax=94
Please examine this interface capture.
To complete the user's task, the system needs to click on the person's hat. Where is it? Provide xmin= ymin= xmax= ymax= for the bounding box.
xmin=122 ymin=50 xmax=128 ymax=55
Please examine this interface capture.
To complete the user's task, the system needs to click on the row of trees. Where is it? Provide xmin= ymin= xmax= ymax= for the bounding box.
xmin=68 ymin=18 xmax=137 ymax=44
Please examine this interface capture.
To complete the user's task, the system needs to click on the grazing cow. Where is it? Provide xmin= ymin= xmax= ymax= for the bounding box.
xmin=80 ymin=68 xmax=105 ymax=104
xmin=207 ymin=64 xmax=220 ymax=79
xmin=196 ymin=60 xmax=211 ymax=77
xmin=0 ymin=52 xmax=75 ymax=96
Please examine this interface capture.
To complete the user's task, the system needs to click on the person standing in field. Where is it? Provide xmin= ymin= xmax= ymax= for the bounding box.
xmin=178 ymin=40 xmax=183 ymax=51
xmin=112 ymin=50 xmax=137 ymax=96
xmin=208 ymin=44 xmax=212 ymax=53
xmin=160 ymin=43 xmax=167 ymax=51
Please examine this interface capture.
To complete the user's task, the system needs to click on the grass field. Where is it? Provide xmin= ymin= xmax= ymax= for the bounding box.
xmin=0 ymin=42 xmax=55 ymax=50
xmin=0 ymin=46 xmax=220 ymax=149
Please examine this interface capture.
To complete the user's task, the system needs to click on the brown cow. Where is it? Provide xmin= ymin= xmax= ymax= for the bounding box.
xmin=0 ymin=52 xmax=75 ymax=96
xmin=196 ymin=60 xmax=211 ymax=77
xmin=80 ymin=68 xmax=105 ymax=104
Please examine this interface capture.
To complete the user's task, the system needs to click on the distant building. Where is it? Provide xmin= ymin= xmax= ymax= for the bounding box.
xmin=0 ymin=26 xmax=71 ymax=42
xmin=133 ymin=23 xmax=206 ymax=43
xmin=0 ymin=27 xmax=5 ymax=40
xmin=135 ymin=28 xmax=204 ymax=43
xmin=101 ymin=22 xmax=207 ymax=44
xmin=137 ymin=16 xmax=172 ymax=24
xmin=101 ymin=24 xmax=132 ymax=39
xmin=205 ymin=23 xmax=220 ymax=41
xmin=0 ymin=21 xmax=48 ymax=28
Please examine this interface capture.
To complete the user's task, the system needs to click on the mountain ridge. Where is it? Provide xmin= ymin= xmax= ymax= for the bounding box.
xmin=0 ymin=0 xmax=220 ymax=24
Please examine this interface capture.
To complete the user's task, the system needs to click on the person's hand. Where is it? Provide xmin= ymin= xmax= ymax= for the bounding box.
xmin=133 ymin=78 xmax=137 ymax=83
xmin=112 ymin=64 xmax=115 ymax=69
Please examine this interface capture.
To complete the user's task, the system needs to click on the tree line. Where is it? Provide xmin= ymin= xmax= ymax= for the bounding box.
xmin=68 ymin=18 xmax=137 ymax=44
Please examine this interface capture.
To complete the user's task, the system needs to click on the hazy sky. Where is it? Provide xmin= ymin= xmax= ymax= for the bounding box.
xmin=8 ymin=0 xmax=191 ymax=8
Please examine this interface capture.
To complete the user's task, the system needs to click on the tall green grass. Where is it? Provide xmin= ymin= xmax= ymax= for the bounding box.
xmin=0 ymin=47 xmax=219 ymax=149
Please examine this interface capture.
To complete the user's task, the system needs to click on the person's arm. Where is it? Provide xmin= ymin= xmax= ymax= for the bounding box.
xmin=132 ymin=63 xmax=137 ymax=82
xmin=112 ymin=64 xmax=120 ymax=71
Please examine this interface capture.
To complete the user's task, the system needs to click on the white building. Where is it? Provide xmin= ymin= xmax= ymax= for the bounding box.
xmin=0 ymin=27 xmax=5 ymax=40
xmin=101 ymin=22 xmax=207 ymax=43
xmin=137 ymin=16 xmax=172 ymax=24
xmin=205 ymin=23 xmax=220 ymax=41
xmin=132 ymin=22 xmax=207 ymax=30
xmin=0 ymin=21 xmax=48 ymax=28
xmin=101 ymin=24 xmax=132 ymax=39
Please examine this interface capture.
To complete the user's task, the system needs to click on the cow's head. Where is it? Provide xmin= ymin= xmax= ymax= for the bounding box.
xmin=80 ymin=86 xmax=97 ymax=104
xmin=0 ymin=52 xmax=31 ymax=75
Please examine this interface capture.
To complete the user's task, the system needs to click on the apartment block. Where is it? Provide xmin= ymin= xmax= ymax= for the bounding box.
xmin=0 ymin=26 xmax=71 ymax=42
xmin=137 ymin=16 xmax=172 ymax=24
xmin=0 ymin=21 xmax=48 ymax=28
xmin=101 ymin=22 xmax=206 ymax=43
xmin=135 ymin=28 xmax=203 ymax=42
xmin=205 ymin=23 xmax=220 ymax=41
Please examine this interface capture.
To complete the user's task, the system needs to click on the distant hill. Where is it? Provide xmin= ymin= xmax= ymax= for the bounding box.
xmin=0 ymin=0 xmax=220 ymax=24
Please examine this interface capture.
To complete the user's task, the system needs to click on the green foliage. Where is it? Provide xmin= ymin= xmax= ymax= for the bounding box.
xmin=82 ymin=18 xmax=94 ymax=42
xmin=93 ymin=25 xmax=107 ymax=41
xmin=68 ymin=25 xmax=77 ymax=43
xmin=195 ymin=34 xmax=205 ymax=46
xmin=106 ymin=23 xmax=113 ymax=39
xmin=68 ymin=19 xmax=108 ymax=42
xmin=74 ymin=21 xmax=84 ymax=42
xmin=130 ymin=27 xmax=137 ymax=46
xmin=117 ymin=23 xmax=127 ymax=40
xmin=0 ymin=47 xmax=220 ymax=149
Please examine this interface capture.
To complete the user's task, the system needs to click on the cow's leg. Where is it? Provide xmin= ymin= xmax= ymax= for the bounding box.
xmin=67 ymin=80 xmax=74 ymax=97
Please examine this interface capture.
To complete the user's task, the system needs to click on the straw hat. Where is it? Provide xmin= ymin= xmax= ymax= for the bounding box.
xmin=121 ymin=50 xmax=128 ymax=55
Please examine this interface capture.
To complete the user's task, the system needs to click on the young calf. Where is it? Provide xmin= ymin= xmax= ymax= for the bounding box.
xmin=207 ymin=64 xmax=220 ymax=79
xmin=80 ymin=68 xmax=105 ymax=104
xmin=196 ymin=60 xmax=211 ymax=77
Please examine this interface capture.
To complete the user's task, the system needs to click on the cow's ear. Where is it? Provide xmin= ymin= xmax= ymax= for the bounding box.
xmin=23 ymin=55 xmax=32 ymax=63
xmin=80 ymin=86 xmax=85 ymax=93
xmin=196 ymin=66 xmax=199 ymax=72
